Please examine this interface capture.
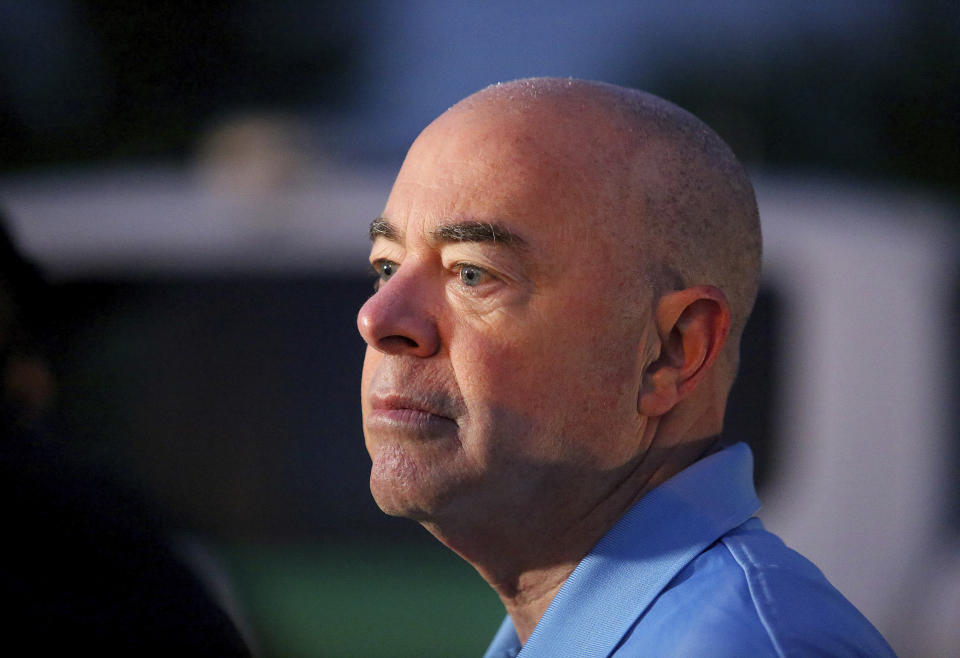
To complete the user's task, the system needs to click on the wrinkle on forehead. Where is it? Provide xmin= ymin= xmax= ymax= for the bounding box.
xmin=418 ymin=106 xmax=625 ymax=220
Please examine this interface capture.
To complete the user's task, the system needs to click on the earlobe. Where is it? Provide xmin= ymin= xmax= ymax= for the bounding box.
xmin=637 ymin=286 xmax=731 ymax=418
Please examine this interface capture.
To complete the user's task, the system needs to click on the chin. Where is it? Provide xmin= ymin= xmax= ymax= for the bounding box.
xmin=371 ymin=492 xmax=427 ymax=520
xmin=368 ymin=444 xmax=437 ymax=520
xmin=366 ymin=426 xmax=474 ymax=514
xmin=368 ymin=473 xmax=440 ymax=521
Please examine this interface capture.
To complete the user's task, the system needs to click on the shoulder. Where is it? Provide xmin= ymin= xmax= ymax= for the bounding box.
xmin=615 ymin=518 xmax=896 ymax=657
xmin=718 ymin=519 xmax=895 ymax=656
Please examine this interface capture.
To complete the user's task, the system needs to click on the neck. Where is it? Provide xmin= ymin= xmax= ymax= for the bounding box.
xmin=422 ymin=499 xmax=625 ymax=643
xmin=425 ymin=427 xmax=724 ymax=644
xmin=423 ymin=449 xmax=682 ymax=640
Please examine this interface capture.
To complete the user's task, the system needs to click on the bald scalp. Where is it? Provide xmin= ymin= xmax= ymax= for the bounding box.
xmin=454 ymin=78 xmax=762 ymax=378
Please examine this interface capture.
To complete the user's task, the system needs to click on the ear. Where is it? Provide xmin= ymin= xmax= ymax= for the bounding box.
xmin=638 ymin=285 xmax=731 ymax=417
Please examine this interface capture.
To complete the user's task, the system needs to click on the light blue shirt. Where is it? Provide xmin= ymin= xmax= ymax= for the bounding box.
xmin=483 ymin=443 xmax=895 ymax=657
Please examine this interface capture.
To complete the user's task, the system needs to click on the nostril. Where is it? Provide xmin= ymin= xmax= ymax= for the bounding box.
xmin=378 ymin=335 xmax=420 ymax=353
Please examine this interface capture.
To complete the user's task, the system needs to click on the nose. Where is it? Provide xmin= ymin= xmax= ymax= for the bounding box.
xmin=357 ymin=268 xmax=441 ymax=358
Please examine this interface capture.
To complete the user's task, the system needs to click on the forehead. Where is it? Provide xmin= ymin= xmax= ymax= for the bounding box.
xmin=382 ymin=106 xmax=619 ymax=247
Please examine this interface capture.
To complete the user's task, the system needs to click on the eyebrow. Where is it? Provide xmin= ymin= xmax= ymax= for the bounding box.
xmin=369 ymin=217 xmax=527 ymax=248
xmin=369 ymin=217 xmax=399 ymax=241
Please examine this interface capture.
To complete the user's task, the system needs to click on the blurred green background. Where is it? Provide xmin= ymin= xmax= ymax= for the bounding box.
xmin=222 ymin=542 xmax=502 ymax=658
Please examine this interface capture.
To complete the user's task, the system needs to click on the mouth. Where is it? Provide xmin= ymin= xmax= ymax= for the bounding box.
xmin=366 ymin=392 xmax=460 ymax=438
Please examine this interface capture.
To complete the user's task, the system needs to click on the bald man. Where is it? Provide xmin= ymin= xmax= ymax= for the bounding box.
xmin=358 ymin=78 xmax=894 ymax=657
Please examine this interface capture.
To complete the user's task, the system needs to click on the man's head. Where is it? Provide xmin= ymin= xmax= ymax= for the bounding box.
xmin=357 ymin=78 xmax=760 ymax=548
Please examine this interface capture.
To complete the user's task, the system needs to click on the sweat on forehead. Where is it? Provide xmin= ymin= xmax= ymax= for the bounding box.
xmin=435 ymin=78 xmax=738 ymax=206
xmin=450 ymin=78 xmax=692 ymax=137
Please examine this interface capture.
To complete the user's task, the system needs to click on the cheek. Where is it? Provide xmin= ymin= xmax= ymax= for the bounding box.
xmin=451 ymin=319 xmax=572 ymax=436
xmin=455 ymin=301 xmax=643 ymax=438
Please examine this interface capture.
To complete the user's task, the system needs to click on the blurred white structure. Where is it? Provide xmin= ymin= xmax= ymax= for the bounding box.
xmin=0 ymin=161 xmax=391 ymax=277
xmin=1 ymin=166 xmax=957 ymax=656
xmin=755 ymin=177 xmax=958 ymax=657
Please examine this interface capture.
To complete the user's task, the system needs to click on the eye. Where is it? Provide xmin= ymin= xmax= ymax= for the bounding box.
xmin=457 ymin=264 xmax=487 ymax=287
xmin=371 ymin=259 xmax=398 ymax=289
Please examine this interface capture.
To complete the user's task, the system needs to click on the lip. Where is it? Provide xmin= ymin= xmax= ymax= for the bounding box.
xmin=366 ymin=392 xmax=459 ymax=437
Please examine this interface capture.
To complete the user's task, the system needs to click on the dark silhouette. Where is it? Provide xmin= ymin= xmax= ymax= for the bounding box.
xmin=0 ymin=212 xmax=250 ymax=655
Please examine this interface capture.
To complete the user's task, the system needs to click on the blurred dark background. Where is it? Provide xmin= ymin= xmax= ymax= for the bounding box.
xmin=2 ymin=1 xmax=957 ymax=194
xmin=1 ymin=2 xmax=957 ymax=656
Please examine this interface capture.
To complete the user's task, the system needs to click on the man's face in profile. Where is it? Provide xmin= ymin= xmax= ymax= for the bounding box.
xmin=357 ymin=105 xmax=653 ymax=531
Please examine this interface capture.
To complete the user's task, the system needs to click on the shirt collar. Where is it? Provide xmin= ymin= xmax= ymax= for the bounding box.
xmin=484 ymin=442 xmax=761 ymax=658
